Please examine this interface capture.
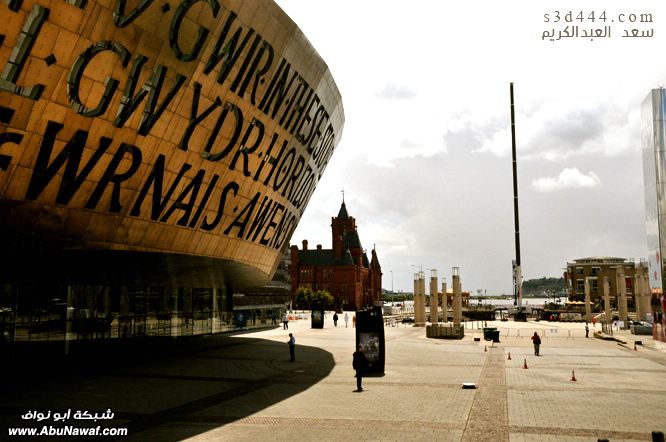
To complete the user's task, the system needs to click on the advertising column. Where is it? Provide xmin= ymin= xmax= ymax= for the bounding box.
xmin=355 ymin=306 xmax=385 ymax=375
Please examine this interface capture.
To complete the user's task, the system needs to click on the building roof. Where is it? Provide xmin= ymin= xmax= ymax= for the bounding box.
xmin=343 ymin=229 xmax=362 ymax=249
xmin=341 ymin=249 xmax=355 ymax=266
xmin=337 ymin=201 xmax=349 ymax=219
xmin=298 ymin=248 xmax=356 ymax=266
xmin=371 ymin=248 xmax=380 ymax=269
xmin=570 ymin=257 xmax=628 ymax=264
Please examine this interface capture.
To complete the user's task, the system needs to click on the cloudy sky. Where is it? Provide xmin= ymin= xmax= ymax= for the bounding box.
xmin=276 ymin=0 xmax=666 ymax=295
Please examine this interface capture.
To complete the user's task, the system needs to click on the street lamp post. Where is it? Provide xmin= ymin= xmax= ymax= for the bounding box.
xmin=390 ymin=270 xmax=394 ymax=295
xmin=410 ymin=264 xmax=420 ymax=314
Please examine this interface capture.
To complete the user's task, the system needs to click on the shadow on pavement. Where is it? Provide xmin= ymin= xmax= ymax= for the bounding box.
xmin=0 ymin=332 xmax=335 ymax=441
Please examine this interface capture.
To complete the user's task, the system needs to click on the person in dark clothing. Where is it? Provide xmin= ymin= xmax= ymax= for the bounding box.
xmin=333 ymin=313 xmax=339 ymax=327
xmin=585 ymin=322 xmax=589 ymax=338
xmin=531 ymin=332 xmax=541 ymax=356
xmin=352 ymin=345 xmax=369 ymax=392
xmin=288 ymin=333 xmax=295 ymax=362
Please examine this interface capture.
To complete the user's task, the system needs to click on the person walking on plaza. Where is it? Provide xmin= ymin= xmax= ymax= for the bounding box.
xmin=352 ymin=314 xmax=356 ymax=328
xmin=531 ymin=332 xmax=541 ymax=356
xmin=344 ymin=313 xmax=349 ymax=328
xmin=333 ymin=312 xmax=339 ymax=327
xmin=282 ymin=313 xmax=289 ymax=330
xmin=585 ymin=322 xmax=589 ymax=338
xmin=352 ymin=345 xmax=369 ymax=392
xmin=288 ymin=333 xmax=295 ymax=362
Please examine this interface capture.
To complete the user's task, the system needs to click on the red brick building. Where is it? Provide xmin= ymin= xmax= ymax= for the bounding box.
xmin=290 ymin=201 xmax=382 ymax=310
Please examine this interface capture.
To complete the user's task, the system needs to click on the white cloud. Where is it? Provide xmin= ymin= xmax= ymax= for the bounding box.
xmin=375 ymin=84 xmax=417 ymax=100
xmin=532 ymin=168 xmax=601 ymax=192
xmin=277 ymin=0 xmax=660 ymax=293
xmin=473 ymin=100 xmax=641 ymax=161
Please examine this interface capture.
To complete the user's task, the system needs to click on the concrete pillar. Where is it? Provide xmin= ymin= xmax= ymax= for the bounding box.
xmin=452 ymin=267 xmax=462 ymax=326
xmin=65 ymin=285 xmax=74 ymax=355
xmin=171 ymin=288 xmax=180 ymax=337
xmin=413 ymin=273 xmax=420 ymax=323
xmin=641 ymin=273 xmax=651 ymax=322
xmin=441 ymin=278 xmax=447 ymax=322
xmin=119 ymin=286 xmax=129 ymax=338
xmin=416 ymin=271 xmax=426 ymax=327
xmin=603 ymin=276 xmax=611 ymax=322
xmin=429 ymin=270 xmax=438 ymax=324
xmin=634 ymin=274 xmax=643 ymax=322
xmin=617 ymin=266 xmax=628 ymax=328
xmin=211 ymin=288 xmax=219 ymax=334
xmin=583 ymin=277 xmax=592 ymax=323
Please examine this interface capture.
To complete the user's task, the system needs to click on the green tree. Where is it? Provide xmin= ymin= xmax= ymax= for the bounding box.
xmin=310 ymin=290 xmax=334 ymax=309
xmin=295 ymin=287 xmax=312 ymax=311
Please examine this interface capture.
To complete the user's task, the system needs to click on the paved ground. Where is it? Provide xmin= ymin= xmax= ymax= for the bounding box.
xmin=1 ymin=317 xmax=665 ymax=441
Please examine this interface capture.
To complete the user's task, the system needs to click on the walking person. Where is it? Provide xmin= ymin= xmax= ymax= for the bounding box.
xmin=585 ymin=322 xmax=589 ymax=338
xmin=333 ymin=312 xmax=338 ymax=327
xmin=352 ymin=314 xmax=356 ymax=328
xmin=352 ymin=345 xmax=369 ymax=392
xmin=531 ymin=332 xmax=541 ymax=356
xmin=344 ymin=313 xmax=349 ymax=328
xmin=282 ymin=313 xmax=289 ymax=330
xmin=288 ymin=333 xmax=295 ymax=362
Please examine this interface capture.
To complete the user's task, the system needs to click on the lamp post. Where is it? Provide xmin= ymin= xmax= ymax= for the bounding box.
xmin=390 ymin=270 xmax=394 ymax=296
xmin=410 ymin=264 xmax=421 ymax=314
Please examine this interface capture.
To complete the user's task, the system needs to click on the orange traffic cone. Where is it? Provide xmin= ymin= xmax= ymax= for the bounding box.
xmin=523 ymin=358 xmax=528 ymax=369
xmin=484 ymin=345 xmax=487 ymax=352
xmin=571 ymin=370 xmax=577 ymax=381
xmin=507 ymin=352 xmax=512 ymax=360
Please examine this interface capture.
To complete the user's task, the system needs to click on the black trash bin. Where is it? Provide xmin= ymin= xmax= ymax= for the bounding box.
xmin=483 ymin=327 xmax=497 ymax=341
xmin=490 ymin=330 xmax=500 ymax=343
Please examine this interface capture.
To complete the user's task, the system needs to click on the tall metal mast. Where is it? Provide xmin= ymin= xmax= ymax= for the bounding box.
xmin=510 ymin=83 xmax=523 ymax=310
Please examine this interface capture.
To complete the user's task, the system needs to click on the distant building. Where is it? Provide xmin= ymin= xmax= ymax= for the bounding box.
xmin=289 ymin=201 xmax=382 ymax=310
xmin=444 ymin=289 xmax=471 ymax=308
xmin=563 ymin=257 xmax=648 ymax=307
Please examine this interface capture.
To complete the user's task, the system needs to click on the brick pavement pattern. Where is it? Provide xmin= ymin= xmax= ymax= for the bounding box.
xmin=1 ymin=318 xmax=665 ymax=441
xmin=462 ymin=348 xmax=508 ymax=441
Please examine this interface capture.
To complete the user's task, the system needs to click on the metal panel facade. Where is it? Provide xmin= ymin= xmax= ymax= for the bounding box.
xmin=0 ymin=0 xmax=344 ymax=289
xmin=641 ymin=89 xmax=664 ymax=292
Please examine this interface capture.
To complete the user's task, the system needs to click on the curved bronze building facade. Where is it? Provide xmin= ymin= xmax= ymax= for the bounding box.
xmin=0 ymin=0 xmax=343 ymax=342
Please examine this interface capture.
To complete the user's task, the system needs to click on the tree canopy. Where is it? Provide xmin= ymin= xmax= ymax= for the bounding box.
xmin=522 ymin=277 xmax=565 ymax=296
xmin=295 ymin=287 xmax=333 ymax=310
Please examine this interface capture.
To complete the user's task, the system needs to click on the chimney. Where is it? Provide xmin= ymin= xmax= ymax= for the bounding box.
xmin=302 ymin=239 xmax=308 ymax=250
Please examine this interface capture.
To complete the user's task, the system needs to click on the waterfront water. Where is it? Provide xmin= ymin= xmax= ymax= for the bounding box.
xmin=389 ymin=297 xmax=567 ymax=310
xmin=480 ymin=297 xmax=566 ymax=307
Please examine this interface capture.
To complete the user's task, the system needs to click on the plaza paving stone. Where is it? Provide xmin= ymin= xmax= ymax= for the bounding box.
xmin=1 ymin=317 xmax=664 ymax=441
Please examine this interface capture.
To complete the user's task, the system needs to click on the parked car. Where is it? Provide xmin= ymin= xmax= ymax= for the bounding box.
xmin=401 ymin=316 xmax=415 ymax=324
